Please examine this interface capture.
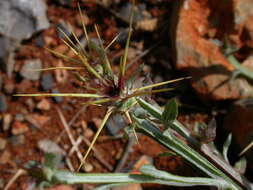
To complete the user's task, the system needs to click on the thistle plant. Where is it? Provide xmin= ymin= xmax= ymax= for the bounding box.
xmin=16 ymin=3 xmax=186 ymax=170
xmin=16 ymin=2 xmax=253 ymax=190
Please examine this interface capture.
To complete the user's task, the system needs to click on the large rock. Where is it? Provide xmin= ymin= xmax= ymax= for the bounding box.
xmin=0 ymin=0 xmax=49 ymax=41
xmin=223 ymin=98 xmax=253 ymax=162
xmin=171 ymin=0 xmax=253 ymax=101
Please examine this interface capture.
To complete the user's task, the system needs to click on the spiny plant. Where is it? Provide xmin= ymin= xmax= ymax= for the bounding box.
xmin=16 ymin=2 xmax=253 ymax=190
xmin=15 ymin=2 xmax=187 ymax=171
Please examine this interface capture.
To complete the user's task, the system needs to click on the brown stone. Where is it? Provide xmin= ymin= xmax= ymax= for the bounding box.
xmin=223 ymin=98 xmax=253 ymax=149
xmin=11 ymin=121 xmax=29 ymax=135
xmin=25 ymin=114 xmax=50 ymax=128
xmin=172 ymin=0 xmax=253 ymax=101
xmin=37 ymin=98 xmax=51 ymax=111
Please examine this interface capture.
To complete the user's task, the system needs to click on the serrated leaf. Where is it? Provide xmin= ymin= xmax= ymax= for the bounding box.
xmin=162 ymin=99 xmax=178 ymax=126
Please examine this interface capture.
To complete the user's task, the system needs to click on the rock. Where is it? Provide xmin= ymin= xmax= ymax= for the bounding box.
xmin=0 ymin=137 xmax=7 ymax=150
xmin=0 ymin=0 xmax=49 ymax=41
xmin=92 ymin=117 xmax=102 ymax=129
xmin=35 ymin=34 xmax=44 ymax=48
xmin=84 ymin=128 xmax=94 ymax=139
xmin=55 ymin=61 xmax=68 ymax=84
xmin=52 ymin=88 xmax=63 ymax=102
xmin=25 ymin=98 xmax=35 ymax=111
xmin=14 ymin=114 xmax=24 ymax=122
xmin=25 ymin=114 xmax=50 ymax=129
xmin=37 ymin=99 xmax=51 ymax=111
xmin=3 ymin=78 xmax=15 ymax=94
xmin=136 ymin=18 xmax=158 ymax=32
xmin=38 ymin=139 xmax=65 ymax=155
xmin=223 ymin=98 xmax=253 ymax=149
xmin=119 ymin=3 xmax=147 ymax=24
xmin=233 ymin=0 xmax=253 ymax=41
xmin=0 ymin=94 xmax=7 ymax=112
xmin=9 ymin=134 xmax=25 ymax=146
xmin=41 ymin=73 xmax=54 ymax=91
xmin=11 ymin=121 xmax=29 ymax=135
xmin=2 ymin=114 xmax=12 ymax=131
xmin=0 ymin=150 xmax=11 ymax=164
xmin=20 ymin=59 xmax=42 ymax=80
xmin=83 ymin=162 xmax=94 ymax=172
xmin=171 ymin=0 xmax=253 ymax=101
xmin=106 ymin=113 xmax=127 ymax=136
xmin=131 ymin=155 xmax=153 ymax=173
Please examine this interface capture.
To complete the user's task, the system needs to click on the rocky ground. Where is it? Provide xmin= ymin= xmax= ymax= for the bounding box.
xmin=0 ymin=0 xmax=253 ymax=190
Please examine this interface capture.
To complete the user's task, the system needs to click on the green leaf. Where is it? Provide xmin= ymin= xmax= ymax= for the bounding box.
xmin=136 ymin=98 xmax=162 ymax=120
xmin=162 ymin=99 xmax=178 ymax=126
xmin=222 ymin=133 xmax=232 ymax=163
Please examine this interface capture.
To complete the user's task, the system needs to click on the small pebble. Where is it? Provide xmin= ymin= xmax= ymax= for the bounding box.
xmin=3 ymin=114 xmax=12 ymax=131
xmin=25 ymin=98 xmax=35 ymax=111
xmin=11 ymin=121 xmax=29 ymax=135
xmin=20 ymin=59 xmax=42 ymax=81
xmin=92 ymin=117 xmax=102 ymax=129
xmin=106 ymin=113 xmax=126 ymax=136
xmin=84 ymin=128 xmax=94 ymax=139
xmin=14 ymin=113 xmax=24 ymax=122
xmin=83 ymin=162 xmax=94 ymax=172
xmin=25 ymin=114 xmax=50 ymax=129
xmin=3 ymin=78 xmax=15 ymax=94
xmin=0 ymin=94 xmax=7 ymax=112
xmin=41 ymin=73 xmax=54 ymax=91
xmin=35 ymin=35 xmax=44 ymax=48
xmin=9 ymin=135 xmax=25 ymax=146
xmin=0 ymin=150 xmax=11 ymax=164
xmin=37 ymin=99 xmax=51 ymax=110
xmin=52 ymin=88 xmax=63 ymax=102
xmin=0 ymin=137 xmax=7 ymax=150
xmin=38 ymin=139 xmax=65 ymax=155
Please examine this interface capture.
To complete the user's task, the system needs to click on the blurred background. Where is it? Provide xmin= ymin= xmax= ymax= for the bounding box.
xmin=0 ymin=0 xmax=253 ymax=189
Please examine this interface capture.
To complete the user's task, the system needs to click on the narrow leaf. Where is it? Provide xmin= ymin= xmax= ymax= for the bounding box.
xmin=222 ymin=133 xmax=232 ymax=163
xmin=29 ymin=67 xmax=83 ymax=72
xmin=14 ymin=93 xmax=103 ymax=98
xmin=133 ymin=77 xmax=191 ymax=92
xmin=239 ymin=141 xmax=253 ymax=156
xmin=46 ymin=48 xmax=81 ymax=64
xmin=78 ymin=107 xmax=114 ymax=171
